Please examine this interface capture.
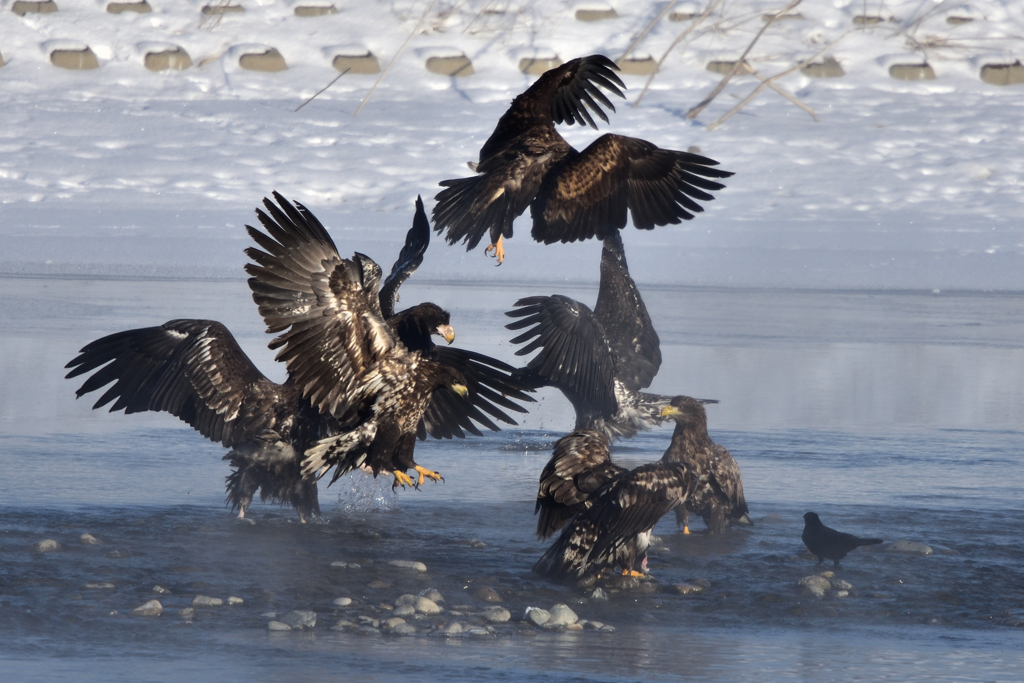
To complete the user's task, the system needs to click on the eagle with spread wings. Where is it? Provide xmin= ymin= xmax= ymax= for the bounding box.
xmin=433 ymin=54 xmax=733 ymax=264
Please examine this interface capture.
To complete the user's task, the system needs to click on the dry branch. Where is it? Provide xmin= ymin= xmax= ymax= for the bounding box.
xmin=620 ymin=1 xmax=678 ymax=61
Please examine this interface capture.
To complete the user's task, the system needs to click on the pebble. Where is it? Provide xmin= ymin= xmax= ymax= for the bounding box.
xmin=475 ymin=587 xmax=502 ymax=603
xmin=382 ymin=617 xmax=407 ymax=630
xmin=368 ymin=580 xmax=390 ymax=589
xmin=260 ymin=612 xmax=278 ymax=619
xmin=883 ymin=540 xmax=934 ymax=556
xmin=546 ymin=604 xmax=578 ymax=627
xmin=670 ymin=583 xmax=706 ymax=595
xmin=420 ymin=588 xmax=444 ymax=603
xmin=466 ymin=627 xmax=490 ymax=637
xmin=564 ymin=623 xmax=584 ymax=631
xmin=267 ymin=621 xmax=291 ymax=631
xmin=584 ymin=621 xmax=604 ymax=630
xmin=332 ymin=597 xmax=353 ymax=607
xmin=84 ymin=582 xmax=115 ymax=590
xmin=468 ymin=539 xmax=487 ymax=549
xmin=131 ymin=600 xmax=163 ymax=617
xmin=600 ymin=625 xmax=616 ymax=633
xmin=832 ymin=579 xmax=854 ymax=591
xmin=523 ymin=607 xmax=550 ymax=626
xmin=441 ymin=621 xmax=464 ymax=636
xmin=689 ymin=578 xmax=712 ymax=589
xmin=415 ymin=596 xmax=443 ymax=615
xmin=834 ymin=590 xmax=849 ymax=598
xmin=192 ymin=595 xmax=223 ymax=607
xmin=797 ymin=574 xmax=831 ymax=599
xmin=330 ymin=561 xmax=361 ymax=569
xmin=480 ymin=606 xmax=510 ymax=623
xmin=228 ymin=596 xmax=244 ymax=606
xmin=392 ymin=623 xmax=417 ymax=635
xmin=180 ymin=607 xmax=195 ymax=619
xmin=356 ymin=625 xmax=380 ymax=636
xmin=79 ymin=533 xmax=99 ymax=545
xmin=393 ymin=604 xmax=416 ymax=617
xmin=152 ymin=586 xmax=171 ymax=595
xmin=281 ymin=610 xmax=317 ymax=629
xmin=107 ymin=550 xmax=130 ymax=559
xmin=332 ymin=619 xmax=356 ymax=630
xmin=388 ymin=560 xmax=427 ymax=573
xmin=395 ymin=594 xmax=417 ymax=606
xmin=35 ymin=539 xmax=61 ymax=553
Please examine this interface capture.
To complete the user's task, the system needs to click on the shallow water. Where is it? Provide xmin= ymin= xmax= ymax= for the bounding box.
xmin=1 ymin=276 xmax=1022 ymax=681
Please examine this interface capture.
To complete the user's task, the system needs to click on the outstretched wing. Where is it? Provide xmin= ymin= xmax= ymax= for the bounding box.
xmin=418 ymin=347 xmax=536 ymax=439
xmin=380 ymin=196 xmax=430 ymax=319
xmin=535 ymin=429 xmax=626 ymax=539
xmin=531 ymin=134 xmax=733 ymax=245
xmin=505 ymin=295 xmax=618 ymax=417
xmin=245 ymin=191 xmax=399 ymax=418
xmin=65 ymin=319 xmax=283 ymax=447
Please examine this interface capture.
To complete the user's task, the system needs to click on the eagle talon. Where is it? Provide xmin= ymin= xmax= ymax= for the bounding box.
xmin=484 ymin=236 xmax=505 ymax=266
xmin=413 ymin=465 xmax=444 ymax=487
xmin=622 ymin=569 xmax=645 ymax=578
xmin=392 ymin=470 xmax=415 ymax=489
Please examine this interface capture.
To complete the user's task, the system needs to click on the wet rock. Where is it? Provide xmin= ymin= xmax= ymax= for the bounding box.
xmin=583 ymin=620 xmax=603 ymax=630
xmin=267 ymin=620 xmax=291 ymax=631
xmin=152 ymin=585 xmax=171 ymax=595
xmin=85 ymin=582 xmax=115 ymax=590
xmin=797 ymin=574 xmax=831 ymax=598
xmin=669 ymin=583 xmax=706 ymax=595
xmin=281 ymin=610 xmax=316 ymax=629
xmin=546 ymin=604 xmax=578 ymax=627
xmin=192 ymin=595 xmax=223 ymax=607
xmin=356 ymin=625 xmax=380 ymax=635
xmin=80 ymin=533 xmax=99 ymax=545
xmin=107 ymin=550 xmax=130 ymax=559
xmin=414 ymin=596 xmax=443 ymax=615
xmin=132 ymin=600 xmax=163 ymax=617
xmin=358 ymin=616 xmax=379 ymax=628
xmin=393 ymin=604 xmax=415 ymax=617
xmin=882 ymin=540 xmax=933 ymax=556
xmin=35 ymin=539 xmax=61 ymax=553
xmin=332 ymin=597 xmax=353 ymax=607
xmin=689 ymin=578 xmax=712 ymax=589
xmin=228 ymin=596 xmax=244 ymax=605
xmin=589 ymin=588 xmax=608 ymax=601
xmin=834 ymin=590 xmax=849 ymax=598
xmin=599 ymin=625 xmax=615 ymax=633
xmin=382 ymin=617 xmax=407 ymax=630
xmin=480 ymin=606 xmax=510 ymax=623
xmin=419 ymin=588 xmax=444 ymax=603
xmin=468 ymin=539 xmax=487 ymax=549
xmin=564 ymin=622 xmax=584 ymax=631
xmin=330 ymin=561 xmax=361 ymax=569
xmin=368 ymin=580 xmax=390 ymax=589
xmin=332 ymin=619 xmax=357 ymax=630
xmin=832 ymin=579 xmax=854 ymax=591
xmin=523 ymin=607 xmax=550 ymax=626
xmin=388 ymin=560 xmax=427 ymax=572
xmin=475 ymin=587 xmax=502 ymax=603
xmin=930 ymin=544 xmax=959 ymax=556
xmin=392 ymin=623 xmax=417 ymax=635
xmin=441 ymin=621 xmax=463 ymax=636
xmin=180 ymin=607 xmax=195 ymax=619
xmin=261 ymin=612 xmax=278 ymax=619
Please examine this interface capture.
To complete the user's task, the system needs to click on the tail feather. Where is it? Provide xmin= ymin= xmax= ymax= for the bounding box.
xmin=433 ymin=175 xmax=519 ymax=250
xmin=301 ymin=422 xmax=377 ymax=483
xmin=533 ymin=516 xmax=598 ymax=579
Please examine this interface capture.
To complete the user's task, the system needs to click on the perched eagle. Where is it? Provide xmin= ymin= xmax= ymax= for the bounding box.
xmin=661 ymin=396 xmax=752 ymax=534
xmin=432 ymin=54 xmax=733 ymax=264
xmin=506 ymin=230 xmax=714 ymax=439
xmin=802 ymin=512 xmax=882 ymax=567
xmin=66 ymin=194 xmax=532 ymax=520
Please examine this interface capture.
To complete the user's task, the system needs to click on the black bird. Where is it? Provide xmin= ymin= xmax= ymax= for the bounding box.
xmin=801 ymin=512 xmax=883 ymax=567
xmin=506 ymin=230 xmax=715 ymax=439
xmin=661 ymin=396 xmax=752 ymax=534
xmin=433 ymin=54 xmax=733 ymax=264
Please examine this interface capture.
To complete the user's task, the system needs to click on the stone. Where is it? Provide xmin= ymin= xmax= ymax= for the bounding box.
xmin=51 ymin=48 xmax=99 ymax=70
xmin=132 ymin=600 xmax=163 ymax=617
xmin=419 ymin=588 xmax=443 ymax=603
xmin=414 ymin=596 xmax=443 ymax=615
xmin=367 ymin=580 xmax=390 ymax=589
xmin=519 ymin=56 xmax=561 ymax=75
xmin=107 ymin=1 xmax=151 ymax=13
xmin=589 ymin=588 xmax=608 ymax=600
xmin=669 ymin=11 xmax=696 ymax=21
xmin=201 ymin=3 xmax=243 ymax=15
xmin=80 ymin=533 xmax=99 ymax=545
xmin=107 ymin=550 xmax=130 ymax=559
xmin=152 ymin=586 xmax=170 ymax=595
xmin=801 ymin=57 xmax=844 ymax=78
xmin=393 ymin=604 xmax=415 ymax=617
xmin=332 ymin=619 xmax=356 ymax=630
xmin=853 ymin=15 xmax=885 ymax=25
xmin=388 ymin=560 xmax=427 ymax=573
xmin=267 ymin=620 xmax=291 ymax=631
xmin=395 ymin=594 xmax=417 ymax=606
xmin=85 ymin=582 xmax=115 ymax=589
xmin=546 ymin=604 xmax=578 ymax=627
xmin=834 ymin=590 xmax=849 ymax=598
xmin=883 ymin=540 xmax=934 ymax=555
xmin=11 ymin=1 xmax=58 ymax=16
xmin=523 ymin=607 xmax=550 ymax=626
xmin=981 ymin=62 xmax=1024 ymax=86
xmin=467 ymin=627 xmax=490 ymax=637
xmin=946 ymin=15 xmax=973 ymax=25
xmin=295 ymin=4 xmax=336 ymax=16
xmin=239 ymin=49 xmax=287 ymax=72
xmin=706 ymin=60 xmax=755 ymax=76
xmin=35 ymin=539 xmax=61 ymax=553
xmin=832 ymin=579 xmax=854 ymax=591
xmin=383 ymin=617 xmax=407 ymax=630
xmin=441 ymin=621 xmax=463 ymax=635
xmin=392 ymin=623 xmax=417 ymax=635
xmin=332 ymin=597 xmax=353 ymax=607
xmin=281 ymin=610 xmax=317 ymax=629
xmin=180 ymin=607 xmax=195 ymax=619
xmin=889 ymin=63 xmax=935 ymax=81
xmin=358 ymin=616 xmax=379 ymax=628
xmin=670 ymin=583 xmax=706 ymax=595
xmin=584 ymin=620 xmax=604 ymax=630
xmin=474 ymin=587 xmax=501 ymax=603
xmin=797 ymin=575 xmax=831 ymax=599
xmin=192 ymin=595 xmax=223 ymax=607
xmin=144 ymin=48 xmax=191 ymax=72
xmin=228 ymin=596 xmax=244 ymax=605
xmin=426 ymin=55 xmax=474 ymax=77
xmin=356 ymin=625 xmax=380 ymax=635
xmin=575 ymin=8 xmax=618 ymax=22
xmin=481 ymin=606 xmax=510 ymax=623
xmin=617 ymin=57 xmax=657 ymax=76
xmin=600 ymin=625 xmax=616 ymax=632
xmin=333 ymin=53 xmax=379 ymax=74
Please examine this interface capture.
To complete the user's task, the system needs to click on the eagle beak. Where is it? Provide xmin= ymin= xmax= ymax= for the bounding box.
xmin=660 ymin=405 xmax=682 ymax=417
xmin=451 ymin=383 xmax=469 ymax=398
xmin=437 ymin=324 xmax=456 ymax=344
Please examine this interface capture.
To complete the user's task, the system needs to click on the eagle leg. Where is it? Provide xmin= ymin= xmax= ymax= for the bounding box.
xmin=392 ymin=470 xmax=415 ymax=489
xmin=484 ymin=236 xmax=505 ymax=265
xmin=682 ymin=525 xmax=690 ymax=535
xmin=621 ymin=569 xmax=646 ymax=578
xmin=413 ymin=465 xmax=444 ymax=487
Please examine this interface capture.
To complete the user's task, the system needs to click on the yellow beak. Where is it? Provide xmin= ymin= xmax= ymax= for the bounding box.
xmin=451 ymin=383 xmax=469 ymax=398
xmin=437 ymin=324 xmax=456 ymax=345
xmin=660 ymin=405 xmax=682 ymax=417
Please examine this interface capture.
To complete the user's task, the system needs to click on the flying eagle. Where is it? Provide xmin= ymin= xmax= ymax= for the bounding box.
xmin=802 ymin=512 xmax=882 ymax=567
xmin=66 ymin=194 xmax=532 ymax=520
xmin=660 ymin=396 xmax=752 ymax=534
xmin=506 ymin=230 xmax=715 ymax=439
xmin=432 ymin=54 xmax=733 ymax=264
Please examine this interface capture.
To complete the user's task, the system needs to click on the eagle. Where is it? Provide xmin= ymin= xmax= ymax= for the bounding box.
xmin=660 ymin=396 xmax=752 ymax=534
xmin=432 ymin=54 xmax=733 ymax=264
xmin=802 ymin=512 xmax=882 ymax=567
xmin=506 ymin=230 xmax=715 ymax=440
xmin=66 ymin=194 xmax=533 ymax=521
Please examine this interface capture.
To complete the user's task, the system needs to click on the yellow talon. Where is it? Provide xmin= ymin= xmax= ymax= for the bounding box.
xmin=413 ymin=465 xmax=444 ymax=487
xmin=683 ymin=525 xmax=691 ymax=535
xmin=484 ymin=236 xmax=505 ymax=265
xmin=622 ymin=569 xmax=645 ymax=577
xmin=392 ymin=470 xmax=414 ymax=489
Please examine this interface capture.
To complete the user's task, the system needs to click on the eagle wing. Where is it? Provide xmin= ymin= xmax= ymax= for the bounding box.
xmin=65 ymin=319 xmax=282 ymax=447
xmin=709 ymin=443 xmax=748 ymax=511
xmin=535 ymin=429 xmax=626 ymax=538
xmin=245 ymin=192 xmax=399 ymax=419
xmin=418 ymin=346 xmax=536 ymax=439
xmin=531 ymin=134 xmax=733 ymax=245
xmin=505 ymin=295 xmax=618 ymax=417
xmin=379 ymin=196 xmax=430 ymax=319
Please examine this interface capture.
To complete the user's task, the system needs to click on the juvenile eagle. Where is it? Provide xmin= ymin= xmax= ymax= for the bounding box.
xmin=432 ymin=54 xmax=733 ymax=264
xmin=802 ymin=512 xmax=882 ymax=567
xmin=506 ymin=230 xmax=714 ymax=440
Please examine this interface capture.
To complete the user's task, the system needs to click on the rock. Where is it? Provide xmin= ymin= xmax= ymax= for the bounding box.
xmin=669 ymin=583 xmax=706 ymax=595
xmin=281 ymin=610 xmax=316 ymax=629
xmin=832 ymin=579 xmax=854 ymax=591
xmin=12 ymin=1 xmax=58 ymax=17
xmin=419 ymin=588 xmax=444 ymax=603
xmin=395 ymin=594 xmax=417 ymax=606
xmin=192 ymin=595 xmax=223 ymax=607
xmin=480 ymin=606 xmax=510 ymax=623
xmin=358 ymin=616 xmax=379 ymax=628
xmin=107 ymin=1 xmax=151 ymax=13
xmin=889 ymin=63 xmax=936 ymax=81
xmin=84 ymin=582 xmax=115 ymax=589
xmin=389 ymin=560 xmax=427 ymax=572
xmin=35 ymin=539 xmax=61 ymax=553
xmin=261 ymin=612 xmax=277 ymax=619
xmin=474 ymin=587 xmax=502 ymax=603
xmin=392 ymin=623 xmax=417 ymax=635
xmin=332 ymin=619 xmax=356 ymax=630
xmin=981 ymin=62 xmax=1024 ymax=87
xmin=834 ymin=590 xmax=849 ymax=598
xmin=393 ymin=604 xmax=415 ymax=617
xmin=565 ymin=623 xmax=584 ymax=631
xmin=414 ymin=597 xmax=443 ymax=615
xmin=107 ymin=550 xmax=129 ymax=559
xmin=267 ymin=620 xmax=291 ymax=631
xmin=51 ymin=48 xmax=100 ymax=71
xmin=797 ymin=575 xmax=831 ymax=599
xmin=600 ymin=625 xmax=616 ymax=633
xmin=367 ymin=580 xmax=390 ymax=589
xmin=356 ymin=625 xmax=380 ymax=635
xmin=332 ymin=597 xmax=353 ymax=607
xmin=152 ymin=586 xmax=171 ymax=595
xmin=180 ymin=607 xmax=195 ymax=619
xmin=331 ymin=561 xmax=361 ymax=569
xmin=883 ymin=540 xmax=933 ymax=556
xmin=575 ymin=8 xmax=618 ymax=22
xmin=228 ymin=596 xmax=244 ymax=605
xmin=441 ymin=621 xmax=463 ymax=635
xmin=80 ymin=533 xmax=99 ymax=545
xmin=144 ymin=48 xmax=191 ymax=72
xmin=294 ymin=4 xmax=337 ymax=16
xmin=546 ymin=604 xmax=578 ymax=627
xmin=589 ymin=588 xmax=608 ymax=601
xmin=468 ymin=539 xmax=487 ymax=549
xmin=132 ymin=600 xmax=163 ymax=617
xmin=425 ymin=55 xmax=474 ymax=78
xmin=584 ymin=620 xmax=604 ymax=630
xmin=523 ymin=607 xmax=550 ymax=626
xmin=467 ymin=627 xmax=490 ymax=637
xmin=382 ymin=617 xmax=407 ymax=630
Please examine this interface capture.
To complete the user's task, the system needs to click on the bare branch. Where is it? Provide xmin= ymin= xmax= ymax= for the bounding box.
xmin=295 ymin=69 xmax=350 ymax=112
xmin=620 ymin=1 xmax=678 ymax=61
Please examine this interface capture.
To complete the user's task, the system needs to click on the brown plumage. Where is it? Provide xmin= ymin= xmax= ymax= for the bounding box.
xmin=660 ymin=396 xmax=752 ymax=534
xmin=432 ymin=54 xmax=733 ymax=263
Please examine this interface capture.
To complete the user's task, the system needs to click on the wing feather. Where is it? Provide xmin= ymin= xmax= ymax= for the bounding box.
xmin=380 ymin=196 xmax=430 ymax=319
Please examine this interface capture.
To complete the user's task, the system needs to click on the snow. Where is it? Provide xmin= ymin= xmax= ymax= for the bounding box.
xmin=0 ymin=0 xmax=1022 ymax=289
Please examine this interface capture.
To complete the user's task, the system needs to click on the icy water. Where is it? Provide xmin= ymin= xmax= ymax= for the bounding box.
xmin=1 ymin=276 xmax=1023 ymax=682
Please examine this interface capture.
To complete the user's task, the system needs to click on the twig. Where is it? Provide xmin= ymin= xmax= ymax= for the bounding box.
xmin=632 ymin=0 xmax=725 ymax=108
xmin=295 ymin=69 xmax=350 ymax=112
xmin=750 ymin=68 xmax=817 ymax=121
xmin=705 ymin=29 xmax=858 ymax=131
xmin=685 ymin=0 xmax=802 ymax=120
xmin=620 ymin=1 xmax=678 ymax=61
xmin=354 ymin=0 xmax=438 ymax=117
